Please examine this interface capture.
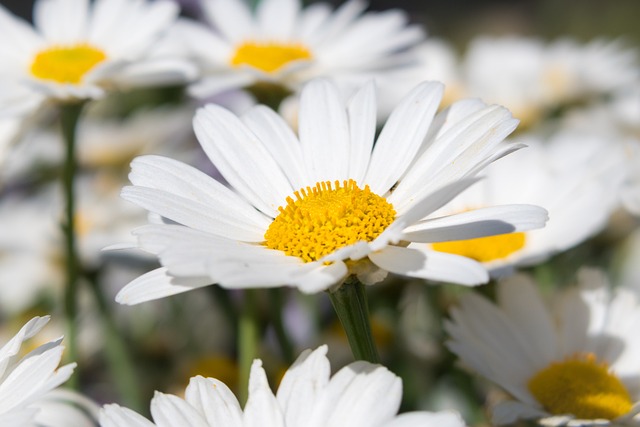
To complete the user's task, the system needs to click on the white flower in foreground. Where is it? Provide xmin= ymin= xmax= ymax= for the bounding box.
xmin=446 ymin=270 xmax=640 ymax=426
xmin=100 ymin=345 xmax=466 ymax=427
xmin=177 ymin=0 xmax=424 ymax=98
xmin=0 ymin=0 xmax=194 ymax=112
xmin=0 ymin=316 xmax=76 ymax=425
xmin=116 ymin=78 xmax=547 ymax=304
xmin=427 ymin=128 xmax=627 ymax=276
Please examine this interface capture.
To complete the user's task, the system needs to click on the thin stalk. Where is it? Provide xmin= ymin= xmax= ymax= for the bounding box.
xmin=268 ymin=289 xmax=295 ymax=364
xmin=87 ymin=272 xmax=143 ymax=412
xmin=328 ymin=277 xmax=380 ymax=363
xmin=238 ymin=289 xmax=259 ymax=405
xmin=60 ymin=102 xmax=86 ymax=389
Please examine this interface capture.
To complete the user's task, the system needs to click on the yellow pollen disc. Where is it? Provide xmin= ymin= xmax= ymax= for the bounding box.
xmin=230 ymin=41 xmax=312 ymax=73
xmin=30 ymin=44 xmax=106 ymax=84
xmin=528 ymin=354 xmax=633 ymax=420
xmin=431 ymin=232 xmax=526 ymax=263
xmin=264 ymin=180 xmax=396 ymax=263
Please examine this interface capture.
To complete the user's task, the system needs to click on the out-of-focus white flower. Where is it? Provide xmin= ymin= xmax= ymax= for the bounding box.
xmin=461 ymin=36 xmax=638 ymax=128
xmin=176 ymin=0 xmax=424 ymax=98
xmin=0 ymin=316 xmax=76 ymax=425
xmin=0 ymin=190 xmax=59 ymax=314
xmin=115 ymin=78 xmax=548 ymax=304
xmin=0 ymin=0 xmax=195 ymax=111
xmin=99 ymin=345 xmax=466 ymax=427
xmin=446 ymin=270 xmax=640 ymax=426
xmin=427 ymin=128 xmax=627 ymax=275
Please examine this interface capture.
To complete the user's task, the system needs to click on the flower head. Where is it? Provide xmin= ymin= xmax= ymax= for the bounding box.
xmin=0 ymin=0 xmax=194 ymax=111
xmin=116 ymin=78 xmax=547 ymax=304
xmin=177 ymin=0 xmax=425 ymax=98
xmin=446 ymin=269 xmax=640 ymax=426
xmin=99 ymin=345 xmax=466 ymax=427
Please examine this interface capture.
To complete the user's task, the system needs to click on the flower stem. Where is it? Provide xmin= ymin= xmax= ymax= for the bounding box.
xmin=328 ymin=277 xmax=380 ymax=363
xmin=268 ymin=289 xmax=295 ymax=364
xmin=238 ymin=289 xmax=259 ymax=405
xmin=87 ymin=271 xmax=143 ymax=412
xmin=60 ymin=101 xmax=86 ymax=389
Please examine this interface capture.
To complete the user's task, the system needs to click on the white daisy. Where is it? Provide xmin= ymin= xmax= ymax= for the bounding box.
xmin=0 ymin=316 xmax=76 ymax=425
xmin=446 ymin=269 xmax=640 ymax=426
xmin=426 ymin=128 xmax=627 ymax=275
xmin=176 ymin=0 xmax=425 ymax=98
xmin=115 ymin=78 xmax=547 ymax=304
xmin=0 ymin=0 xmax=195 ymax=110
xmin=99 ymin=345 xmax=466 ymax=427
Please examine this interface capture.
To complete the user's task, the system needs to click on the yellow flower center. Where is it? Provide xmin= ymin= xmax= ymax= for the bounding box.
xmin=264 ymin=180 xmax=396 ymax=262
xmin=30 ymin=44 xmax=107 ymax=84
xmin=431 ymin=232 xmax=526 ymax=263
xmin=230 ymin=41 xmax=312 ymax=73
xmin=528 ymin=354 xmax=633 ymax=420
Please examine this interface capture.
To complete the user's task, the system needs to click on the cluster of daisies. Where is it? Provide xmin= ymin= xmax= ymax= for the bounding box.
xmin=0 ymin=0 xmax=639 ymax=426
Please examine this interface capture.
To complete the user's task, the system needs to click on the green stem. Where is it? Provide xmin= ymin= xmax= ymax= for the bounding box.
xmin=60 ymin=102 xmax=86 ymax=389
xmin=268 ymin=289 xmax=295 ymax=364
xmin=238 ymin=289 xmax=259 ymax=405
xmin=328 ymin=277 xmax=380 ymax=363
xmin=87 ymin=271 xmax=143 ymax=412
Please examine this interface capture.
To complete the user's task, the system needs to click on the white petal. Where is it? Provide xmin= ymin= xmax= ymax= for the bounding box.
xmin=496 ymin=276 xmax=559 ymax=367
xmin=150 ymin=392 xmax=208 ymax=427
xmin=403 ymin=204 xmax=549 ymax=243
xmin=346 ymin=81 xmax=377 ymax=185
xmin=390 ymin=104 xmax=519 ymax=211
xmin=298 ymin=79 xmax=351 ymax=184
xmin=121 ymin=185 xmax=266 ymax=242
xmin=184 ymin=376 xmax=243 ymax=427
xmin=244 ymin=360 xmax=285 ymax=427
xmin=90 ymin=0 xmax=179 ymax=58
xmin=128 ymin=155 xmax=271 ymax=233
xmin=106 ymin=58 xmax=197 ymax=88
xmin=174 ymin=19 xmax=232 ymax=66
xmin=202 ymin=0 xmax=255 ymax=43
xmin=364 ymin=82 xmax=443 ymax=195
xmin=207 ymin=257 xmax=346 ymax=294
xmin=241 ymin=105 xmax=308 ymax=189
xmin=33 ymin=0 xmax=89 ymax=45
xmin=276 ymin=346 xmax=331 ymax=426
xmin=34 ymin=0 xmax=88 ymax=43
xmin=369 ymin=245 xmax=488 ymax=286
xmin=115 ymin=267 xmax=212 ymax=305
xmin=257 ymin=0 xmax=299 ymax=38
xmin=308 ymin=362 xmax=402 ymax=427
xmin=194 ymin=104 xmax=293 ymax=217
xmin=373 ymin=178 xmax=481 ymax=250
xmin=100 ymin=404 xmax=156 ymax=427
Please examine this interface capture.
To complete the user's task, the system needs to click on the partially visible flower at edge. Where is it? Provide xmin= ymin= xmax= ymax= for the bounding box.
xmin=99 ymin=345 xmax=467 ymax=427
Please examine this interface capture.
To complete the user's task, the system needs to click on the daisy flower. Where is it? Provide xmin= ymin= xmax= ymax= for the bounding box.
xmin=0 ymin=316 xmax=76 ymax=424
xmin=115 ymin=78 xmax=547 ymax=304
xmin=426 ymin=127 xmax=627 ymax=276
xmin=446 ymin=269 xmax=640 ymax=426
xmin=176 ymin=0 xmax=425 ymax=98
xmin=99 ymin=345 xmax=466 ymax=427
xmin=0 ymin=0 xmax=195 ymax=110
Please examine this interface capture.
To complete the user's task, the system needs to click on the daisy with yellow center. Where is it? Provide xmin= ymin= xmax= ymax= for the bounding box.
xmin=427 ymin=129 xmax=626 ymax=276
xmin=176 ymin=0 xmax=425 ymax=98
xmin=446 ymin=269 xmax=640 ymax=426
xmin=0 ymin=0 xmax=194 ymax=112
xmin=115 ymin=78 xmax=547 ymax=304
